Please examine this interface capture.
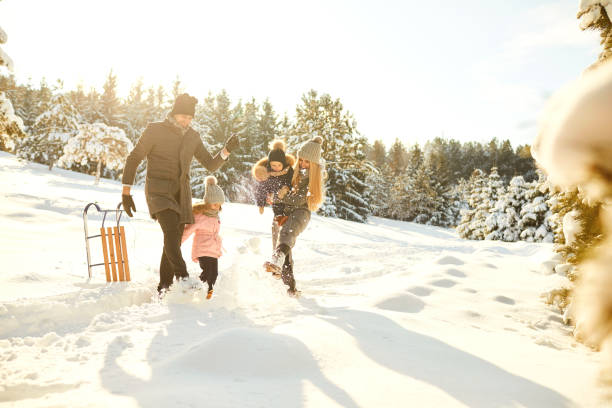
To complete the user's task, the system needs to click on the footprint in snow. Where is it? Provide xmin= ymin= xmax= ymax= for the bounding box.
xmin=406 ymin=286 xmax=433 ymax=297
xmin=435 ymin=255 xmax=464 ymax=266
xmin=446 ymin=268 xmax=467 ymax=278
xmin=429 ymin=279 xmax=457 ymax=288
xmin=494 ymin=295 xmax=516 ymax=305
xmin=375 ymin=294 xmax=425 ymax=313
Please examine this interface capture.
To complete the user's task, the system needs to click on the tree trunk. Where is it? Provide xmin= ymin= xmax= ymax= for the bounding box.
xmin=95 ymin=160 xmax=101 ymax=185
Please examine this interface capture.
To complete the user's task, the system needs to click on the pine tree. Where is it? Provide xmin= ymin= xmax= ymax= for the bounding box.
xmin=519 ymin=172 xmax=554 ymax=243
xmin=256 ymin=99 xmax=279 ymax=158
xmin=19 ymin=93 xmax=81 ymax=169
xmin=578 ymin=1 xmax=612 ymax=69
xmin=368 ymin=140 xmax=386 ymax=169
xmin=548 ymin=187 xmax=602 ymax=265
xmin=0 ymin=22 xmax=13 ymax=71
xmin=292 ymin=90 xmax=371 ymax=222
xmin=0 ymin=91 xmax=25 ymax=152
xmin=456 ymin=169 xmax=486 ymax=239
xmin=58 ymin=122 xmax=133 ymax=184
xmin=366 ymin=140 xmax=389 ymax=217
xmin=486 ymin=176 xmax=528 ymax=241
xmin=100 ymin=70 xmax=124 ymax=127
xmin=387 ymin=139 xmax=408 ymax=177
xmin=195 ymin=90 xmax=244 ymax=201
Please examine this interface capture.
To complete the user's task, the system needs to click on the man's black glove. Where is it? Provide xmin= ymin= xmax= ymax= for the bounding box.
xmin=224 ymin=134 xmax=240 ymax=153
xmin=122 ymin=194 xmax=136 ymax=217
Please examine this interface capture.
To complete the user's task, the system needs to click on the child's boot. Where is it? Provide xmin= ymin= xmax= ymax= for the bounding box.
xmin=206 ymin=289 xmax=213 ymax=300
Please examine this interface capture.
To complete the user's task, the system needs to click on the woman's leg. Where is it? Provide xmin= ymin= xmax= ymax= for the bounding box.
xmin=273 ymin=209 xmax=311 ymax=290
xmin=280 ymin=247 xmax=296 ymax=291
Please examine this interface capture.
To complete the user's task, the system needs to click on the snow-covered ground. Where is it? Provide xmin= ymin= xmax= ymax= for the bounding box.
xmin=0 ymin=151 xmax=604 ymax=407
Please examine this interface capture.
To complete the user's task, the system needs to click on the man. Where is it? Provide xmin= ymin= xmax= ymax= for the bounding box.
xmin=121 ymin=93 xmax=239 ymax=294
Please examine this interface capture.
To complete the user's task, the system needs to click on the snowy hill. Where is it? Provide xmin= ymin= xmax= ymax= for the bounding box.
xmin=0 ymin=151 xmax=603 ymax=407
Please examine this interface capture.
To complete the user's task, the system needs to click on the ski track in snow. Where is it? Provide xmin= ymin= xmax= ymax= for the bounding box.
xmin=0 ymin=152 xmax=606 ymax=407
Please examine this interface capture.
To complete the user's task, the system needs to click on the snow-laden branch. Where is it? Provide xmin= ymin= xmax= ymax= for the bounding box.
xmin=532 ymin=61 xmax=612 ymax=201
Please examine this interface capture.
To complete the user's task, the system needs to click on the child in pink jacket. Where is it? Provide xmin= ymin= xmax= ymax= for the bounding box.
xmin=181 ymin=176 xmax=225 ymax=299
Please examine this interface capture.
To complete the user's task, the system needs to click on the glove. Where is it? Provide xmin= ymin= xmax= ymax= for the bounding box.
xmin=122 ymin=194 xmax=136 ymax=217
xmin=277 ymin=186 xmax=290 ymax=200
xmin=224 ymin=134 xmax=240 ymax=153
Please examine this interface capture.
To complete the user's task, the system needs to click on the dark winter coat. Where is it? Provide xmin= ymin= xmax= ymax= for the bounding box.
xmin=252 ymin=155 xmax=295 ymax=214
xmin=122 ymin=119 xmax=226 ymax=224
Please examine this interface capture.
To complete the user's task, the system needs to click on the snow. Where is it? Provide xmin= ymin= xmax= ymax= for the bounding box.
xmin=0 ymin=151 xmax=606 ymax=407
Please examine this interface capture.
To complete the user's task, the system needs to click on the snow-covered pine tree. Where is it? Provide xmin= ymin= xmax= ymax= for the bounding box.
xmin=0 ymin=28 xmax=26 ymax=153
xmin=519 ymin=172 xmax=554 ymax=243
xmin=0 ymin=21 xmax=13 ymax=71
xmin=365 ymin=140 xmax=389 ymax=217
xmin=194 ymin=90 xmax=244 ymax=201
xmin=100 ymin=70 xmax=125 ymax=128
xmin=13 ymin=81 xmax=37 ymax=131
xmin=58 ymin=122 xmax=133 ymax=185
xmin=292 ymin=90 xmax=371 ymax=222
xmin=229 ymin=98 xmax=259 ymax=204
xmin=456 ymin=169 xmax=486 ymax=239
xmin=486 ymin=176 xmax=528 ymax=241
xmin=0 ymin=91 xmax=25 ymax=152
xmin=578 ymin=1 xmax=612 ymax=69
xmin=19 ymin=93 xmax=80 ymax=169
xmin=387 ymin=172 xmax=414 ymax=221
xmin=482 ymin=167 xmax=507 ymax=239
xmin=387 ymin=139 xmax=408 ymax=177
xmin=547 ymin=187 xmax=602 ymax=265
xmin=256 ymin=99 xmax=279 ymax=158
xmin=368 ymin=140 xmax=386 ymax=168
xmin=411 ymin=165 xmax=445 ymax=225
xmin=538 ymin=2 xmax=611 ymax=265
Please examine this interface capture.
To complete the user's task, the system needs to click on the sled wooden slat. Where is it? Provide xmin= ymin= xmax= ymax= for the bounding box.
xmin=119 ymin=226 xmax=131 ymax=281
xmin=107 ymin=227 xmax=119 ymax=282
xmin=84 ymin=202 xmax=131 ymax=282
xmin=113 ymin=227 xmax=125 ymax=281
xmin=100 ymin=228 xmax=112 ymax=282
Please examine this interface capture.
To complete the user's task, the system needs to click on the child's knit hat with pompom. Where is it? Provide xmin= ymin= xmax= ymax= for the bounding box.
xmin=267 ymin=139 xmax=287 ymax=166
xmin=298 ymin=136 xmax=323 ymax=164
xmin=204 ymin=176 xmax=225 ymax=204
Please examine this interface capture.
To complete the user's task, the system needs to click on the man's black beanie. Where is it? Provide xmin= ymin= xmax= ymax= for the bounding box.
xmin=170 ymin=93 xmax=198 ymax=117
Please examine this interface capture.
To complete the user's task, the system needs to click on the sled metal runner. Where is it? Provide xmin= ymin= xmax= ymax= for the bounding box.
xmin=83 ymin=202 xmax=131 ymax=281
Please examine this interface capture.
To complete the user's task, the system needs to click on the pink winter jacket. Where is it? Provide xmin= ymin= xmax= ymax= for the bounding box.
xmin=181 ymin=214 xmax=223 ymax=262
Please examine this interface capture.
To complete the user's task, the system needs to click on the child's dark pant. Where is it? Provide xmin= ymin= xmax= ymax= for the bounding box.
xmin=198 ymin=256 xmax=218 ymax=290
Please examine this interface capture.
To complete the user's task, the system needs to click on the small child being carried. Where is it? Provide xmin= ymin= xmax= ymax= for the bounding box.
xmin=252 ymin=139 xmax=295 ymax=224
xmin=181 ymin=176 xmax=225 ymax=299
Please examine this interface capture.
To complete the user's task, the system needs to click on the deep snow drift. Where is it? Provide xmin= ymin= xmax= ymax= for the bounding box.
xmin=0 ymin=151 xmax=605 ymax=407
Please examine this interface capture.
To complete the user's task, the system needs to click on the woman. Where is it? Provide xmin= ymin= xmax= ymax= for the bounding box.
xmin=264 ymin=136 xmax=325 ymax=296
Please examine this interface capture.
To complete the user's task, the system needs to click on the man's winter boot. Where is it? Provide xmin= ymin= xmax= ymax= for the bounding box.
xmin=206 ymin=289 xmax=213 ymax=300
xmin=264 ymin=249 xmax=286 ymax=275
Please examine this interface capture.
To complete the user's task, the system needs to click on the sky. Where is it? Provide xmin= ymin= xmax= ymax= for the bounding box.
xmin=0 ymin=0 xmax=602 ymax=148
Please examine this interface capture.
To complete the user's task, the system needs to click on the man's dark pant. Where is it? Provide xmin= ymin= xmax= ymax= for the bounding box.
xmin=156 ymin=209 xmax=187 ymax=292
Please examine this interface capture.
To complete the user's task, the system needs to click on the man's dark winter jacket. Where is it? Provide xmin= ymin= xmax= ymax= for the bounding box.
xmin=122 ymin=119 xmax=226 ymax=224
